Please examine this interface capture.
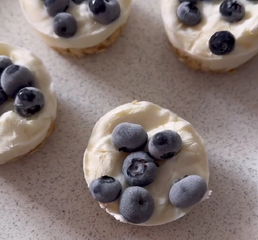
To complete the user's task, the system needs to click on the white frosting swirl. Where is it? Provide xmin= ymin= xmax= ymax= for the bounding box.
xmin=20 ymin=0 xmax=132 ymax=49
xmin=83 ymin=101 xmax=210 ymax=226
xmin=0 ymin=43 xmax=57 ymax=164
xmin=161 ymin=0 xmax=258 ymax=71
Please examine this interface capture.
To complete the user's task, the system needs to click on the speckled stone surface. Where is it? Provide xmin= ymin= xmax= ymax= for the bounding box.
xmin=0 ymin=0 xmax=258 ymax=239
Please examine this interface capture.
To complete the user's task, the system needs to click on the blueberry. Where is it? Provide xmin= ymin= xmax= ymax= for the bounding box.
xmin=0 ymin=88 xmax=8 ymax=105
xmin=119 ymin=186 xmax=154 ymax=224
xmin=72 ymin=0 xmax=85 ymax=3
xmin=220 ymin=0 xmax=245 ymax=23
xmin=0 ymin=56 xmax=12 ymax=77
xmin=89 ymin=0 xmax=121 ymax=25
xmin=111 ymin=122 xmax=148 ymax=152
xmin=209 ymin=31 xmax=235 ymax=55
xmin=89 ymin=176 xmax=122 ymax=203
xmin=1 ymin=65 xmax=35 ymax=98
xmin=148 ymin=130 xmax=182 ymax=160
xmin=53 ymin=13 xmax=78 ymax=38
xmin=122 ymin=151 xmax=158 ymax=187
xmin=169 ymin=175 xmax=207 ymax=208
xmin=44 ymin=0 xmax=69 ymax=17
xmin=177 ymin=2 xmax=202 ymax=26
xmin=14 ymin=87 xmax=45 ymax=117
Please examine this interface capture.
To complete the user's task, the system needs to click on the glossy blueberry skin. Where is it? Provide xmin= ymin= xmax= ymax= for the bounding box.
xmin=209 ymin=31 xmax=235 ymax=55
xmin=0 ymin=56 xmax=12 ymax=78
xmin=148 ymin=130 xmax=182 ymax=160
xmin=0 ymin=88 xmax=8 ymax=105
xmin=111 ymin=122 xmax=148 ymax=152
xmin=1 ymin=65 xmax=35 ymax=98
xmin=14 ymin=87 xmax=45 ymax=117
xmin=169 ymin=175 xmax=207 ymax=208
xmin=44 ymin=0 xmax=69 ymax=17
xmin=89 ymin=176 xmax=122 ymax=203
xmin=122 ymin=151 xmax=158 ymax=187
xmin=119 ymin=186 xmax=155 ymax=224
xmin=177 ymin=2 xmax=202 ymax=26
xmin=53 ymin=13 xmax=78 ymax=38
xmin=220 ymin=0 xmax=245 ymax=23
xmin=89 ymin=0 xmax=121 ymax=25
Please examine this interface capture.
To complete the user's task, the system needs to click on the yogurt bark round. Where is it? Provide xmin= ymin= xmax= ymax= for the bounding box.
xmin=161 ymin=0 xmax=258 ymax=72
xmin=20 ymin=0 xmax=132 ymax=57
xmin=83 ymin=101 xmax=211 ymax=226
xmin=0 ymin=43 xmax=57 ymax=164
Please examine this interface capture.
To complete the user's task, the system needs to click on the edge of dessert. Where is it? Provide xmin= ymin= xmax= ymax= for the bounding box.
xmin=84 ymin=101 xmax=211 ymax=225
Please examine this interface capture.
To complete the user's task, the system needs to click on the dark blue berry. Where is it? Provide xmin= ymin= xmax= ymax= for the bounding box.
xmin=0 ymin=88 xmax=8 ymax=105
xmin=14 ymin=87 xmax=45 ymax=117
xmin=177 ymin=2 xmax=202 ymax=26
xmin=0 ymin=56 xmax=12 ymax=78
xmin=89 ymin=0 xmax=121 ymax=25
xmin=90 ymin=176 xmax=122 ymax=203
xmin=72 ymin=0 xmax=85 ymax=3
xmin=122 ymin=151 xmax=158 ymax=187
xmin=119 ymin=186 xmax=154 ymax=224
xmin=1 ymin=65 xmax=35 ymax=98
xmin=53 ymin=13 xmax=77 ymax=38
xmin=44 ymin=0 xmax=69 ymax=17
xmin=112 ymin=122 xmax=148 ymax=152
xmin=169 ymin=175 xmax=207 ymax=208
xmin=220 ymin=0 xmax=245 ymax=23
xmin=148 ymin=130 xmax=182 ymax=160
xmin=209 ymin=31 xmax=235 ymax=55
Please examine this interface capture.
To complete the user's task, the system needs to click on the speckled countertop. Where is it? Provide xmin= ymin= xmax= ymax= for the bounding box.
xmin=0 ymin=0 xmax=258 ymax=239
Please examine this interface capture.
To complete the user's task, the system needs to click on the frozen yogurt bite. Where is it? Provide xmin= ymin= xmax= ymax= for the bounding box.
xmin=0 ymin=43 xmax=57 ymax=164
xmin=83 ymin=101 xmax=211 ymax=226
xmin=161 ymin=0 xmax=258 ymax=72
xmin=20 ymin=0 xmax=132 ymax=57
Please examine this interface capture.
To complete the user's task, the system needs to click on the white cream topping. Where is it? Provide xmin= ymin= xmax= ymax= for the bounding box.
xmin=20 ymin=0 xmax=132 ymax=49
xmin=0 ymin=43 xmax=57 ymax=164
xmin=161 ymin=0 xmax=258 ymax=71
xmin=83 ymin=101 xmax=210 ymax=226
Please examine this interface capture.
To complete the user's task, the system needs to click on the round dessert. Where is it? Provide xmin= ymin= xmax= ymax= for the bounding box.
xmin=83 ymin=101 xmax=211 ymax=226
xmin=161 ymin=0 xmax=258 ymax=72
xmin=0 ymin=43 xmax=57 ymax=164
xmin=20 ymin=0 xmax=132 ymax=57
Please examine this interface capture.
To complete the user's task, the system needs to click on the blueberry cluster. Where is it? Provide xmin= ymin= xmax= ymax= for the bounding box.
xmin=89 ymin=122 xmax=207 ymax=223
xmin=176 ymin=0 xmax=247 ymax=55
xmin=0 ymin=56 xmax=45 ymax=117
xmin=43 ymin=0 xmax=121 ymax=38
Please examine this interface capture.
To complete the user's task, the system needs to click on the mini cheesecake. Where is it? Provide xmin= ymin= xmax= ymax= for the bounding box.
xmin=83 ymin=101 xmax=211 ymax=226
xmin=161 ymin=0 xmax=258 ymax=72
xmin=20 ymin=0 xmax=132 ymax=57
xmin=0 ymin=43 xmax=57 ymax=164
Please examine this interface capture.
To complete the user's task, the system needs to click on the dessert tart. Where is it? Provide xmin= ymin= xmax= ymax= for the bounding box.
xmin=83 ymin=101 xmax=211 ymax=226
xmin=20 ymin=0 xmax=132 ymax=57
xmin=161 ymin=0 xmax=258 ymax=72
xmin=0 ymin=43 xmax=57 ymax=164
